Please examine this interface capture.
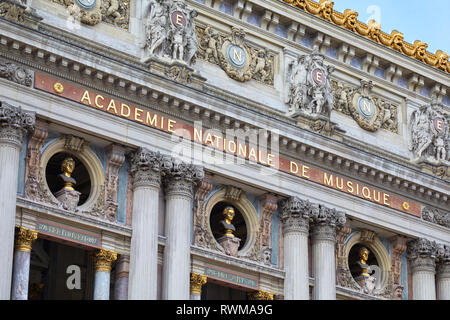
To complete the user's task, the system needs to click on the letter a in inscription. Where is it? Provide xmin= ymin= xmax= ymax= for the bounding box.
xmin=66 ymin=265 xmax=81 ymax=290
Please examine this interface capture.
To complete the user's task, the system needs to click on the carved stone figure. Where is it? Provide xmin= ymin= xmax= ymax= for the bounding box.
xmin=330 ymin=79 xmax=399 ymax=133
xmin=409 ymin=99 xmax=449 ymax=166
xmin=143 ymin=0 xmax=198 ymax=66
xmin=196 ymin=25 xmax=274 ymax=85
xmin=286 ymin=49 xmax=334 ymax=118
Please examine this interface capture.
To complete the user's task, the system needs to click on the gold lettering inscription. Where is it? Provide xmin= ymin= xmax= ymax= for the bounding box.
xmin=81 ymin=90 xmax=92 ymax=105
xmin=94 ymin=95 xmax=104 ymax=109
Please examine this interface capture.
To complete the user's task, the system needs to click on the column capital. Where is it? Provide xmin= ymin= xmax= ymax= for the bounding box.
xmin=91 ymin=249 xmax=118 ymax=273
xmin=407 ymin=238 xmax=438 ymax=272
xmin=248 ymin=289 xmax=274 ymax=300
xmin=162 ymin=156 xmax=204 ymax=198
xmin=279 ymin=197 xmax=316 ymax=234
xmin=14 ymin=227 xmax=38 ymax=252
xmin=0 ymin=102 xmax=35 ymax=148
xmin=128 ymin=147 xmax=164 ymax=189
xmin=310 ymin=205 xmax=346 ymax=241
xmin=190 ymin=272 xmax=207 ymax=295
xmin=436 ymin=244 xmax=450 ymax=278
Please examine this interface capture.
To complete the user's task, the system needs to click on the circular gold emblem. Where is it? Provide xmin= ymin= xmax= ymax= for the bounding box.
xmin=53 ymin=82 xmax=64 ymax=94
xmin=402 ymin=202 xmax=410 ymax=211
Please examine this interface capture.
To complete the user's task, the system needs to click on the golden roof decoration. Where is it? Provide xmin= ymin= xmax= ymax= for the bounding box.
xmin=282 ymin=0 xmax=450 ymax=74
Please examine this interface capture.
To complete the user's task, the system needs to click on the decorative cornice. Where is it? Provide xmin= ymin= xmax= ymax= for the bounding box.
xmin=15 ymin=226 xmax=38 ymax=252
xmin=282 ymin=0 xmax=450 ymax=75
xmin=91 ymin=248 xmax=118 ymax=272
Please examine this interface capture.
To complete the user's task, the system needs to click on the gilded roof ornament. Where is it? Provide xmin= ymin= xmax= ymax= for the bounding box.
xmin=282 ymin=0 xmax=450 ymax=74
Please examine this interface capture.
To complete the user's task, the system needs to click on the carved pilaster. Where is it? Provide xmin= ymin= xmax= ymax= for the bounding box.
xmin=104 ymin=144 xmax=126 ymax=222
xmin=255 ymin=193 xmax=278 ymax=265
xmin=190 ymin=272 xmax=207 ymax=296
xmin=248 ymin=290 xmax=274 ymax=300
xmin=279 ymin=197 xmax=316 ymax=234
xmin=0 ymin=101 xmax=35 ymax=148
xmin=91 ymin=249 xmax=118 ymax=273
xmin=24 ymin=120 xmax=48 ymax=202
xmin=335 ymin=223 xmax=353 ymax=288
xmin=193 ymin=177 xmax=213 ymax=248
xmin=14 ymin=227 xmax=38 ymax=252
xmin=390 ymin=236 xmax=407 ymax=286
xmin=128 ymin=148 xmax=163 ymax=190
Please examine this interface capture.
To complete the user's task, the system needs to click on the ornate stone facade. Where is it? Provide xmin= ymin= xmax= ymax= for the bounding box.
xmin=422 ymin=206 xmax=450 ymax=228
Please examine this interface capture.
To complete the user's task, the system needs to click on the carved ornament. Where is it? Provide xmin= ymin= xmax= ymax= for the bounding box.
xmin=196 ymin=25 xmax=275 ymax=86
xmin=331 ymin=79 xmax=399 ymax=133
xmin=282 ymin=0 xmax=450 ymax=74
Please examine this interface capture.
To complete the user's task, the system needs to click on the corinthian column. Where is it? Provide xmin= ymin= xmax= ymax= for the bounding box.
xmin=190 ymin=272 xmax=207 ymax=300
xmin=161 ymin=157 xmax=204 ymax=300
xmin=436 ymin=245 xmax=450 ymax=300
xmin=0 ymin=102 xmax=35 ymax=300
xmin=128 ymin=148 xmax=163 ymax=299
xmin=310 ymin=205 xmax=346 ymax=300
xmin=11 ymin=227 xmax=38 ymax=300
xmin=91 ymin=249 xmax=117 ymax=300
xmin=279 ymin=197 xmax=315 ymax=300
xmin=407 ymin=238 xmax=438 ymax=300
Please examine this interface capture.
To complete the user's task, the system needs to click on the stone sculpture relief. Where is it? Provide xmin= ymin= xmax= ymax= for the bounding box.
xmin=0 ymin=59 xmax=33 ymax=87
xmin=196 ymin=25 xmax=274 ymax=86
xmin=330 ymin=79 xmax=399 ymax=133
xmin=50 ymin=0 xmax=130 ymax=29
xmin=286 ymin=48 xmax=335 ymax=118
xmin=143 ymin=0 xmax=198 ymax=66
xmin=409 ymin=99 xmax=449 ymax=167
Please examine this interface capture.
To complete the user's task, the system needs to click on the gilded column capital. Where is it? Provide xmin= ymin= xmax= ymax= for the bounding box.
xmin=279 ymin=197 xmax=316 ymax=234
xmin=407 ymin=238 xmax=438 ymax=273
xmin=248 ymin=290 xmax=274 ymax=300
xmin=0 ymin=101 xmax=35 ymax=148
xmin=91 ymin=249 xmax=118 ymax=273
xmin=162 ymin=156 xmax=204 ymax=199
xmin=128 ymin=147 xmax=164 ymax=189
xmin=190 ymin=272 xmax=207 ymax=295
xmin=14 ymin=227 xmax=38 ymax=252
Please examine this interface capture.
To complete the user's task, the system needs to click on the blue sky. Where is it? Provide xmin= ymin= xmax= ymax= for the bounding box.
xmin=332 ymin=0 xmax=450 ymax=54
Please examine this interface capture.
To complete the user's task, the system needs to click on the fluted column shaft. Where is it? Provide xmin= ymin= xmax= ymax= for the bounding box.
xmin=161 ymin=159 xmax=203 ymax=300
xmin=162 ymin=179 xmax=195 ymax=300
xmin=0 ymin=102 xmax=35 ymax=300
xmin=407 ymin=238 xmax=437 ymax=300
xmin=11 ymin=227 xmax=38 ymax=300
xmin=280 ymin=197 xmax=314 ymax=300
xmin=311 ymin=225 xmax=337 ymax=300
xmin=310 ymin=206 xmax=345 ymax=300
xmin=92 ymin=249 xmax=117 ymax=300
xmin=128 ymin=149 xmax=163 ymax=300
xmin=437 ymin=263 xmax=450 ymax=300
xmin=114 ymin=254 xmax=129 ymax=300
